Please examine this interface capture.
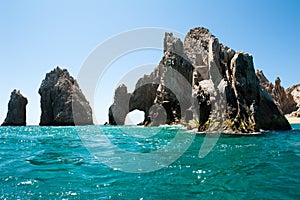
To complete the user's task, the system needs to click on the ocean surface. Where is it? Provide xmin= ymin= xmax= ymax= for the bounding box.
xmin=1 ymin=125 xmax=300 ymax=200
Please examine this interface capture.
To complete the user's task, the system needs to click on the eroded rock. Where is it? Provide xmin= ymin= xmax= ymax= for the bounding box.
xmin=109 ymin=27 xmax=291 ymax=133
xmin=2 ymin=90 xmax=28 ymax=126
xmin=256 ymin=70 xmax=297 ymax=114
xmin=109 ymin=84 xmax=131 ymax=125
xmin=39 ymin=67 xmax=93 ymax=126
xmin=109 ymin=33 xmax=194 ymax=126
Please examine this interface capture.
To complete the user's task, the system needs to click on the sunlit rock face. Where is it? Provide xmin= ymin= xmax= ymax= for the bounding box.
xmin=109 ymin=27 xmax=291 ymax=133
xmin=286 ymin=84 xmax=300 ymax=117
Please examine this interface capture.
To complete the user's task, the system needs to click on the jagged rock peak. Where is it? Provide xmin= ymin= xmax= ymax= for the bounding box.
xmin=186 ymin=27 xmax=214 ymax=41
xmin=163 ymin=32 xmax=184 ymax=56
xmin=184 ymin=27 xmax=217 ymax=52
xmin=256 ymin=70 xmax=271 ymax=88
xmin=40 ymin=66 xmax=75 ymax=88
xmin=256 ymin=70 xmax=297 ymax=114
xmin=39 ymin=67 xmax=93 ymax=126
xmin=2 ymin=89 xmax=28 ymax=126
xmin=183 ymin=27 xmax=225 ymax=70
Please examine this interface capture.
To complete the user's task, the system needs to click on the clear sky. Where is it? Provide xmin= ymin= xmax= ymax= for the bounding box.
xmin=0 ymin=0 xmax=299 ymax=125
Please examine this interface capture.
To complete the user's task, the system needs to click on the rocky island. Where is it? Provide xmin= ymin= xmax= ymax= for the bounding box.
xmin=39 ymin=67 xmax=93 ymax=126
xmin=0 ymin=28 xmax=298 ymax=131
xmin=109 ymin=27 xmax=291 ymax=133
xmin=2 ymin=89 xmax=28 ymax=126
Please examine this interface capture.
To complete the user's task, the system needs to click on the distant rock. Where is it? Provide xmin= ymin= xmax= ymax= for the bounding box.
xmin=109 ymin=84 xmax=131 ymax=125
xmin=2 ymin=90 xmax=28 ymax=126
xmin=109 ymin=27 xmax=291 ymax=133
xmin=39 ymin=67 xmax=93 ymax=126
xmin=286 ymin=84 xmax=300 ymax=117
xmin=256 ymin=70 xmax=297 ymax=114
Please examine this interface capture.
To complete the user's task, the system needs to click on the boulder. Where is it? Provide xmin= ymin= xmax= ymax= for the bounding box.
xmin=39 ymin=67 xmax=93 ymax=126
xmin=2 ymin=89 xmax=28 ymax=126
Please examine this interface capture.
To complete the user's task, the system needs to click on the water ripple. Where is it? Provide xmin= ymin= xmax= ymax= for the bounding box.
xmin=0 ymin=125 xmax=299 ymax=199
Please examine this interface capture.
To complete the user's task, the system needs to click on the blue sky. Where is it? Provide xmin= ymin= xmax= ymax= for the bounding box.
xmin=0 ymin=0 xmax=299 ymax=125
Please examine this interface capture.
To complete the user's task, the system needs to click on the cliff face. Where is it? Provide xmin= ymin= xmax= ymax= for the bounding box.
xmin=109 ymin=27 xmax=291 ymax=133
xmin=39 ymin=67 xmax=93 ymax=126
xmin=184 ymin=28 xmax=290 ymax=132
xmin=286 ymin=84 xmax=300 ymax=117
xmin=256 ymin=70 xmax=297 ymax=114
xmin=2 ymin=90 xmax=28 ymax=126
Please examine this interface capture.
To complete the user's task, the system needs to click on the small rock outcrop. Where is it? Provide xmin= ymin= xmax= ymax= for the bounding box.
xmin=109 ymin=27 xmax=291 ymax=133
xmin=2 ymin=90 xmax=28 ymax=126
xmin=286 ymin=84 xmax=300 ymax=117
xmin=109 ymin=84 xmax=132 ymax=125
xmin=256 ymin=70 xmax=297 ymax=114
xmin=39 ymin=67 xmax=93 ymax=126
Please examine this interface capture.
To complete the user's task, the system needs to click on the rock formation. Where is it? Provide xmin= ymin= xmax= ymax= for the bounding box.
xmin=256 ymin=70 xmax=297 ymax=114
xmin=109 ymin=84 xmax=132 ymax=125
xmin=2 ymin=90 xmax=28 ymax=126
xmin=286 ymin=84 xmax=300 ymax=117
xmin=109 ymin=27 xmax=291 ymax=133
xmin=39 ymin=67 xmax=93 ymax=126
xmin=109 ymin=32 xmax=194 ymax=126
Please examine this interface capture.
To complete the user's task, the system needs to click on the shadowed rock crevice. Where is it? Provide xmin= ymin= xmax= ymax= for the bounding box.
xmin=39 ymin=67 xmax=93 ymax=126
xmin=2 ymin=90 xmax=28 ymax=126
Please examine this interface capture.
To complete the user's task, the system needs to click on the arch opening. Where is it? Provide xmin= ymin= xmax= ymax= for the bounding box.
xmin=125 ymin=110 xmax=145 ymax=125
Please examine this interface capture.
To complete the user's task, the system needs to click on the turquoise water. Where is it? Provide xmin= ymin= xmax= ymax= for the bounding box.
xmin=1 ymin=125 xmax=300 ymax=200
